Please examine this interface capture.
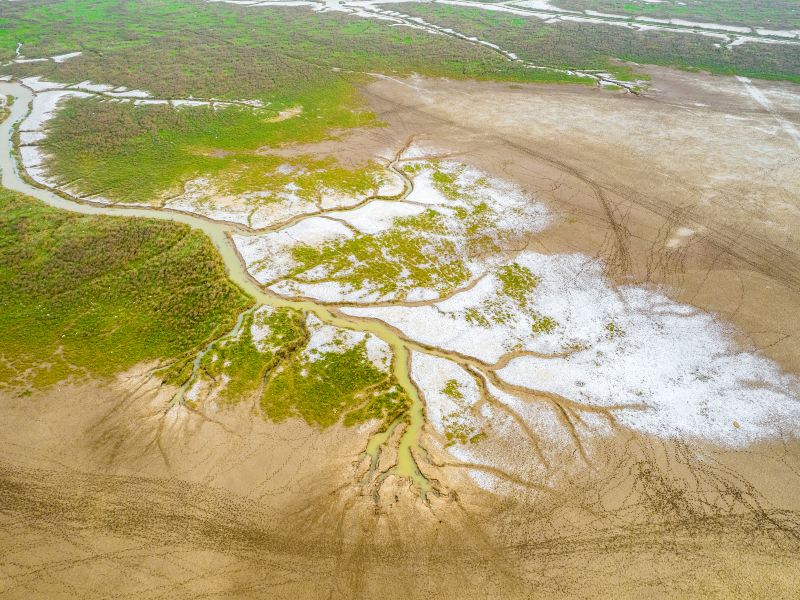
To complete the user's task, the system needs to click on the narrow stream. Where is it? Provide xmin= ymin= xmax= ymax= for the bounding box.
xmin=0 ymin=81 xmax=430 ymax=493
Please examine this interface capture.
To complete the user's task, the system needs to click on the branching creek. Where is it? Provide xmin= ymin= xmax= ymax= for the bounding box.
xmin=0 ymin=81 xmax=440 ymax=494
xmin=0 ymin=80 xmax=635 ymax=498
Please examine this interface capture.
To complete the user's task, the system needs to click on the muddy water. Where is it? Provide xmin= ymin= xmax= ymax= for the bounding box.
xmin=0 ymin=81 xmax=429 ymax=492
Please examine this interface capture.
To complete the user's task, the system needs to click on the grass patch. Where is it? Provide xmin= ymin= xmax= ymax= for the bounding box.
xmin=552 ymin=0 xmax=800 ymax=29
xmin=2 ymin=0 xmax=583 ymax=88
xmin=41 ymin=94 xmax=382 ymax=202
xmin=386 ymin=2 xmax=800 ymax=83
xmin=288 ymin=208 xmax=472 ymax=300
xmin=463 ymin=262 xmax=557 ymax=334
xmin=440 ymin=378 xmax=483 ymax=447
xmin=192 ymin=306 xmax=410 ymax=429
xmin=0 ymin=188 xmax=251 ymax=390
xmin=261 ymin=329 xmax=410 ymax=429
xmin=4 ymin=0 xmax=590 ymax=202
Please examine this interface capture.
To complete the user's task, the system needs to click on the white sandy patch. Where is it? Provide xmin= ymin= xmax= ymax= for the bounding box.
xmin=165 ymin=177 xmax=323 ymax=228
xmin=233 ymin=216 xmax=353 ymax=284
xmin=325 ymin=199 xmax=426 ymax=234
xmin=51 ymin=51 xmax=83 ymax=63
xmin=165 ymin=179 xmax=254 ymax=226
xmin=737 ymin=76 xmax=800 ymax=149
xmin=19 ymin=131 xmax=46 ymax=146
xmin=411 ymin=352 xmax=479 ymax=434
xmin=248 ymin=193 xmax=320 ymax=228
xmin=757 ymin=28 xmax=800 ymax=39
xmin=19 ymin=145 xmax=44 ymax=168
xmin=316 ymin=169 xmax=404 ymax=210
xmin=510 ymin=0 xmax=577 ymax=12
xmin=20 ymin=76 xmax=67 ymax=92
xmin=303 ymin=314 xmax=391 ymax=370
xmin=498 ymin=285 xmax=800 ymax=446
xmin=171 ymin=99 xmax=209 ymax=107
xmin=23 ymin=164 xmax=55 ymax=188
xmin=412 ymin=352 xmax=568 ymax=492
xmin=106 ymin=88 xmax=151 ymax=98
xmin=250 ymin=305 xmax=276 ymax=347
xmin=669 ymin=18 xmax=751 ymax=33
xmin=69 ymin=81 xmax=116 ymax=93
xmin=236 ymin=159 xmax=550 ymax=303
xmin=345 ymin=253 xmax=599 ymax=363
xmin=666 ymin=226 xmax=695 ymax=248
xmin=347 ymin=248 xmax=800 ymax=448
xmin=20 ymin=89 xmax=91 ymax=132
xmin=134 ymin=99 xmax=170 ymax=106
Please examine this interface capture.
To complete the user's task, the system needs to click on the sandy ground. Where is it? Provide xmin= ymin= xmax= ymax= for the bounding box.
xmin=2 ymin=67 xmax=800 ymax=598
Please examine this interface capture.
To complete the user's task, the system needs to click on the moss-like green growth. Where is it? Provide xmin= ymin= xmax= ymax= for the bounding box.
xmin=440 ymin=378 xmax=483 ymax=447
xmin=288 ymin=208 xmax=472 ymax=299
xmin=184 ymin=306 xmax=410 ymax=429
xmin=41 ymin=95 xmax=381 ymax=203
xmin=262 ymin=339 xmax=409 ymax=429
xmin=605 ymin=320 xmax=625 ymax=338
xmin=497 ymin=263 xmax=540 ymax=307
xmin=0 ymin=188 xmax=251 ymax=391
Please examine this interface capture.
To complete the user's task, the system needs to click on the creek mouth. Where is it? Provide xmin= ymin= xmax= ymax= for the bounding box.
xmin=0 ymin=80 xmax=431 ymax=494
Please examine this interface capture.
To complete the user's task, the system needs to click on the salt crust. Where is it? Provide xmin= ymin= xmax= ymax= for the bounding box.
xmin=239 ymin=159 xmax=551 ymax=303
xmin=348 ymin=251 xmax=800 ymax=447
xmin=234 ymin=217 xmax=354 ymax=284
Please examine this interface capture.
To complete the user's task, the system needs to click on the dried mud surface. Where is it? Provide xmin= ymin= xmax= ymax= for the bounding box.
xmin=2 ymin=67 xmax=800 ymax=598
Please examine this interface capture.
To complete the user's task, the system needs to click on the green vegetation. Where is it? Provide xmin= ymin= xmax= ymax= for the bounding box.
xmin=189 ymin=306 xmax=410 ymax=429
xmin=605 ymin=320 xmax=625 ymax=338
xmin=440 ymin=378 xmax=483 ymax=446
xmin=464 ymin=262 xmax=557 ymax=334
xmin=3 ymin=0 xmax=587 ymax=202
xmin=387 ymin=3 xmax=800 ymax=83
xmin=278 ymin=161 xmax=546 ymax=301
xmin=197 ymin=307 xmax=307 ymax=404
xmin=287 ymin=208 xmax=472 ymax=299
xmin=552 ymin=0 xmax=800 ymax=29
xmin=0 ymin=95 xmax=11 ymax=123
xmin=0 ymin=188 xmax=251 ymax=390
xmin=41 ymin=96 xmax=384 ymax=203
xmin=498 ymin=262 xmax=541 ymax=307
xmin=1 ymin=0 xmax=581 ymax=89
xmin=263 ymin=339 xmax=409 ymax=428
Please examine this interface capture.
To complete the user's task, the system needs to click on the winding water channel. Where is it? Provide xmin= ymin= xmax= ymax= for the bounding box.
xmin=0 ymin=81 xmax=430 ymax=492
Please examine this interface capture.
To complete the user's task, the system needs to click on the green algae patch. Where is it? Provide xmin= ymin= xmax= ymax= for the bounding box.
xmin=0 ymin=188 xmax=251 ymax=391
